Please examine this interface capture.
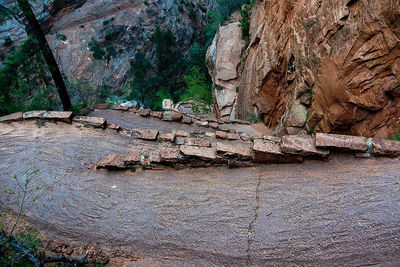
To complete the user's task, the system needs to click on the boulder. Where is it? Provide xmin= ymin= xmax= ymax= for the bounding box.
xmin=44 ymin=111 xmax=73 ymax=122
xmin=315 ymin=133 xmax=368 ymax=152
xmin=216 ymin=142 xmax=252 ymax=160
xmin=73 ymin=116 xmax=107 ymax=128
xmin=180 ymin=145 xmax=217 ymax=160
xmin=209 ymin=122 xmax=219 ymax=129
xmin=372 ymin=139 xmax=400 ymax=157
xmin=286 ymin=101 xmax=308 ymax=128
xmin=172 ymin=113 xmax=183 ymax=122
xmin=253 ymin=139 xmax=303 ymax=163
xmin=281 ymin=135 xmax=329 ymax=157
xmin=137 ymin=109 xmax=150 ymax=117
xmin=23 ymin=110 xmax=46 ymax=120
xmin=0 ymin=112 xmax=23 ymax=123
xmin=162 ymin=99 xmax=174 ymax=110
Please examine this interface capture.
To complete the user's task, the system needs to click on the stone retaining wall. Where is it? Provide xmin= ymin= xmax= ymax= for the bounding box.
xmin=1 ymin=110 xmax=399 ymax=171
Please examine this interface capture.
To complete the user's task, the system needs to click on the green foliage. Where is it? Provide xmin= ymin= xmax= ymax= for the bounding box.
xmin=181 ymin=66 xmax=212 ymax=106
xmin=102 ymin=17 xmax=114 ymax=26
xmin=88 ymin=37 xmax=106 ymax=60
xmin=389 ymin=130 xmax=400 ymax=141
xmin=55 ymin=33 xmax=67 ymax=41
xmin=239 ymin=0 xmax=253 ymax=42
xmin=0 ymin=37 xmax=60 ymax=115
xmin=246 ymin=115 xmax=262 ymax=123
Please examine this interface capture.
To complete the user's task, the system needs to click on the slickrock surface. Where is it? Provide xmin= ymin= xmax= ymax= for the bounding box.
xmin=0 ymin=121 xmax=399 ymax=266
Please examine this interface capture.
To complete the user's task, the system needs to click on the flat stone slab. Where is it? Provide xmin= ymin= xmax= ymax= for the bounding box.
xmin=193 ymin=120 xmax=208 ymax=127
xmin=216 ymin=131 xmax=227 ymax=139
xmin=137 ymin=109 xmax=150 ymax=117
xmin=372 ymin=138 xmax=400 ymax=157
xmin=73 ymin=116 xmax=107 ymax=128
xmin=23 ymin=110 xmax=46 ymax=120
xmin=253 ymin=139 xmax=302 ymax=163
xmin=172 ymin=129 xmax=189 ymax=137
xmin=124 ymin=152 xmax=142 ymax=165
xmin=182 ymin=116 xmax=192 ymax=124
xmin=316 ymin=133 xmax=368 ymax=152
xmin=97 ymin=153 xmax=125 ymax=169
xmin=151 ymin=111 xmax=163 ymax=119
xmin=227 ymin=133 xmax=240 ymax=140
xmin=131 ymin=129 xmax=159 ymax=140
xmin=185 ymin=138 xmax=211 ymax=147
xmin=180 ymin=145 xmax=216 ymax=160
xmin=159 ymin=132 xmax=175 ymax=142
xmin=0 ymin=112 xmax=23 ymax=122
xmin=281 ymin=135 xmax=329 ymax=157
xmin=44 ymin=111 xmax=73 ymax=122
xmin=107 ymin=123 xmax=121 ymax=130
xmin=216 ymin=142 xmax=252 ymax=160
xmin=160 ymin=147 xmax=181 ymax=162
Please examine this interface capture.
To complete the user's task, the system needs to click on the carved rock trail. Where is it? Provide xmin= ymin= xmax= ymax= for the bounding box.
xmin=0 ymin=115 xmax=399 ymax=265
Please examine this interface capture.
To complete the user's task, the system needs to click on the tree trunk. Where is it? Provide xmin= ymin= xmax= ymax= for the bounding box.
xmin=16 ymin=0 xmax=72 ymax=111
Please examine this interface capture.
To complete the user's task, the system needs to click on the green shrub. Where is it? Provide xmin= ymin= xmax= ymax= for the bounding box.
xmin=102 ymin=17 xmax=115 ymax=26
xmin=56 ymin=33 xmax=67 ymax=41
xmin=246 ymin=115 xmax=262 ymax=123
xmin=180 ymin=66 xmax=212 ymax=112
xmin=389 ymin=130 xmax=400 ymax=141
xmin=88 ymin=38 xmax=106 ymax=60
xmin=239 ymin=1 xmax=253 ymax=42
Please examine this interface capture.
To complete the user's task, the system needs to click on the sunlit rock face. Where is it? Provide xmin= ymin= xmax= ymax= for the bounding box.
xmin=235 ymin=0 xmax=400 ymax=138
xmin=0 ymin=0 xmax=216 ymax=87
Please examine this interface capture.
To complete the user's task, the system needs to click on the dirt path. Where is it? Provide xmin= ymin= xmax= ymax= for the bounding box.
xmin=0 ymin=121 xmax=399 ymax=266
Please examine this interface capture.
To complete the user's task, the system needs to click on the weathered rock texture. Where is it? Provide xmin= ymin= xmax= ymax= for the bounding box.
xmin=211 ymin=0 xmax=400 ymax=138
xmin=206 ymin=12 xmax=245 ymax=121
xmin=1 ymin=0 xmax=216 ymax=88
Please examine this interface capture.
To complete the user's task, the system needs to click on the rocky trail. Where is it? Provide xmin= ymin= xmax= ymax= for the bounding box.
xmin=0 ymin=110 xmax=399 ymax=266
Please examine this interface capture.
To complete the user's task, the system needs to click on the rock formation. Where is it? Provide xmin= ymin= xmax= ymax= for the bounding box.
xmin=1 ymin=0 xmax=215 ymax=87
xmin=206 ymin=12 xmax=245 ymax=121
xmin=209 ymin=0 xmax=400 ymax=138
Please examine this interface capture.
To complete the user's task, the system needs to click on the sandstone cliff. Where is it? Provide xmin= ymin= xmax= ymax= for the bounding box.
xmin=209 ymin=0 xmax=400 ymax=138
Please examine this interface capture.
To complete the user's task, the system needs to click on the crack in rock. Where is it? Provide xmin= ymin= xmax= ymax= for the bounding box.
xmin=246 ymin=173 xmax=261 ymax=266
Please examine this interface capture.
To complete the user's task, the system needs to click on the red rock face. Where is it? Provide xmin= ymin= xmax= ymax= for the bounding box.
xmin=236 ymin=0 xmax=400 ymax=138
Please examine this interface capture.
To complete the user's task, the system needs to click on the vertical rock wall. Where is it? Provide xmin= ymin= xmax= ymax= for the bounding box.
xmin=206 ymin=13 xmax=245 ymax=121
xmin=217 ymin=0 xmax=400 ymax=138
